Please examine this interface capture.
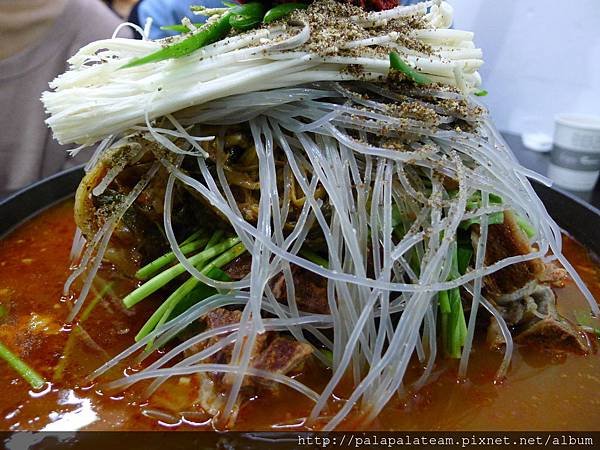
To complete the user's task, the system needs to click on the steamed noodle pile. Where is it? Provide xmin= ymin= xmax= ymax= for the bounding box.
xmin=45 ymin=1 xmax=598 ymax=430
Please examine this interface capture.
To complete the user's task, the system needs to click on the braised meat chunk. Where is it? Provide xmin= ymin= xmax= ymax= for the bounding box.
xmin=224 ymin=257 xmax=330 ymax=315
xmin=478 ymin=212 xmax=589 ymax=353
xmin=187 ymin=308 xmax=313 ymax=426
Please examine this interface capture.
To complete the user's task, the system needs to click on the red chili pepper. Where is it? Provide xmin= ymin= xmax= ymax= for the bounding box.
xmin=236 ymin=0 xmax=400 ymax=12
xmin=236 ymin=0 xmax=309 ymax=4
xmin=347 ymin=0 xmax=399 ymax=11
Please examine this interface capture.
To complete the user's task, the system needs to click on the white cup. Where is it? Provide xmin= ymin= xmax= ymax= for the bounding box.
xmin=548 ymin=114 xmax=600 ymax=191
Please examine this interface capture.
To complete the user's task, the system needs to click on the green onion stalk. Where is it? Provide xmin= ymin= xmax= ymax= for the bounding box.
xmin=120 ymin=229 xmax=249 ymax=349
xmin=53 ymin=280 xmax=114 ymax=381
xmin=135 ymin=231 xmax=208 ymax=281
xmin=0 ymin=342 xmax=46 ymax=390
xmin=138 ymin=242 xmax=246 ymax=346
xmin=439 ymin=242 xmax=470 ymax=358
xmin=122 ymin=234 xmax=239 ymax=308
xmin=299 ymin=248 xmax=329 ymax=269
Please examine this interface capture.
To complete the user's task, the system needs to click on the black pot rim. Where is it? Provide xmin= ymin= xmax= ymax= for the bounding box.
xmin=0 ymin=165 xmax=84 ymax=238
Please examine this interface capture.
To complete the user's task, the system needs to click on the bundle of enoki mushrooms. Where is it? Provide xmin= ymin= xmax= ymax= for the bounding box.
xmin=43 ymin=0 xmax=598 ymax=430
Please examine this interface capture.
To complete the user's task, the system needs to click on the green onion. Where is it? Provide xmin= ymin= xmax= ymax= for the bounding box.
xmin=459 ymin=191 xmax=505 ymax=229
xmin=136 ymin=235 xmax=209 ymax=280
xmin=574 ymin=310 xmax=592 ymax=327
xmin=122 ymin=235 xmax=240 ymax=308
xmin=445 ymin=286 xmax=467 ymax=358
xmin=457 ymin=191 xmax=502 ymax=209
xmin=0 ymin=304 xmax=7 ymax=321
xmin=53 ymin=281 xmax=113 ymax=381
xmin=299 ymin=248 xmax=329 ymax=269
xmin=320 ymin=349 xmax=333 ymax=367
xmin=574 ymin=310 xmax=600 ymax=337
xmin=0 ymin=341 xmax=46 ymax=390
xmin=439 ymin=242 xmax=468 ymax=358
xmin=205 ymin=229 xmax=225 ymax=249
xmin=391 ymin=204 xmax=402 ymax=229
xmin=474 ymin=89 xmax=488 ymax=97
xmin=169 ymin=267 xmax=230 ymax=319
xmin=588 ymin=327 xmax=600 ymax=337
xmin=516 ymin=214 xmax=536 ymax=239
xmin=391 ymin=204 xmax=410 ymax=242
xmin=459 ymin=211 xmax=504 ymax=230
xmin=457 ymin=245 xmax=473 ymax=278
xmin=389 ymin=51 xmax=431 ymax=85
xmin=137 ymin=242 xmax=246 ymax=344
xmin=181 ymin=229 xmax=206 ymax=246
xmin=438 ymin=289 xmax=451 ymax=314
xmin=263 ymin=3 xmax=308 ymax=24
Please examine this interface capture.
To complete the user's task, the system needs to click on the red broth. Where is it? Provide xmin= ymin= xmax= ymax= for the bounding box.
xmin=0 ymin=200 xmax=599 ymax=431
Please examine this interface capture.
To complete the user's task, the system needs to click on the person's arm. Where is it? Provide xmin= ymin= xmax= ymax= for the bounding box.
xmin=134 ymin=0 xmax=225 ymax=40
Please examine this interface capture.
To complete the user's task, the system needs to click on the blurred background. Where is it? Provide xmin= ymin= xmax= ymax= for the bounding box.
xmin=452 ymin=0 xmax=599 ymax=138
xmin=1 ymin=0 xmax=599 ymax=205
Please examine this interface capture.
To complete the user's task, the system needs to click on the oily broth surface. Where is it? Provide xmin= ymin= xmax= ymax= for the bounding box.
xmin=0 ymin=200 xmax=599 ymax=431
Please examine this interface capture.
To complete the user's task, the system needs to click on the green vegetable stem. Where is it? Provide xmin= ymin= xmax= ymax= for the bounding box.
xmin=389 ymin=51 xmax=432 ymax=85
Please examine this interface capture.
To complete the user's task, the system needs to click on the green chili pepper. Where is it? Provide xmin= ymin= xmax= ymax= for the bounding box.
xmin=230 ymin=15 xmax=262 ymax=30
xmin=121 ymin=2 xmax=268 ymax=69
xmin=232 ymin=2 xmax=265 ymax=18
xmin=160 ymin=24 xmax=205 ymax=33
xmin=474 ymin=89 xmax=488 ymax=97
xmin=229 ymin=2 xmax=265 ymax=31
xmin=263 ymin=3 xmax=308 ymax=24
xmin=389 ymin=51 xmax=432 ymax=85
xmin=121 ymin=12 xmax=233 ymax=69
